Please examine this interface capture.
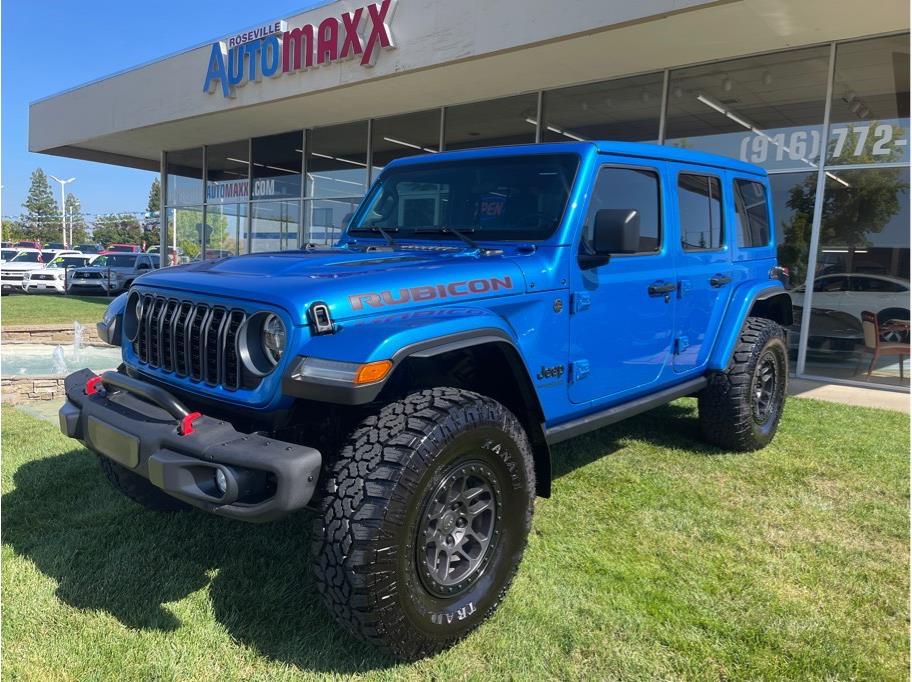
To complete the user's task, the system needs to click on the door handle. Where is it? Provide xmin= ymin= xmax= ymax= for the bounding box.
xmin=710 ymin=274 xmax=732 ymax=288
xmin=648 ymin=281 xmax=676 ymax=296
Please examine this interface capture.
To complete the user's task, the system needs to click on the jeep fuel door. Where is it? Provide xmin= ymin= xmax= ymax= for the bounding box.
xmin=569 ymin=162 xmax=676 ymax=404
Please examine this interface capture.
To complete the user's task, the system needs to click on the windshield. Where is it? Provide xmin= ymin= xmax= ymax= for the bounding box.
xmin=46 ymin=243 xmax=65 ymax=250
xmin=1 ymin=249 xmax=17 ymax=260
xmin=49 ymin=256 xmax=88 ymax=268
xmin=78 ymin=245 xmax=100 ymax=254
xmin=108 ymin=245 xmax=135 ymax=252
xmin=93 ymin=255 xmax=138 ymax=268
xmin=10 ymin=251 xmax=42 ymax=263
xmin=348 ymin=154 xmax=580 ymax=242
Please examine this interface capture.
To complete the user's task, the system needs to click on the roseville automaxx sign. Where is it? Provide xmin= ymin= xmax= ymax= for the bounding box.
xmin=204 ymin=0 xmax=397 ymax=98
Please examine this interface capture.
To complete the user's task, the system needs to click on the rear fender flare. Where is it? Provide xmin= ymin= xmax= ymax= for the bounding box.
xmin=708 ymin=281 xmax=789 ymax=371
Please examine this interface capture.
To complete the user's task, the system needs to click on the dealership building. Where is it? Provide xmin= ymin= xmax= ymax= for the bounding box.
xmin=29 ymin=0 xmax=910 ymax=390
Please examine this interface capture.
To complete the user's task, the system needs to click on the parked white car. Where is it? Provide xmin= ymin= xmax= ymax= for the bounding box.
xmin=22 ymin=253 xmax=98 ymax=294
xmin=1 ymin=249 xmax=52 ymax=292
xmin=790 ymin=273 xmax=910 ymax=325
xmin=0 ymin=248 xmax=25 ymax=263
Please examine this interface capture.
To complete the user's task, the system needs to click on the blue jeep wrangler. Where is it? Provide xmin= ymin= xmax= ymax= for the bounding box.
xmin=59 ymin=141 xmax=791 ymax=658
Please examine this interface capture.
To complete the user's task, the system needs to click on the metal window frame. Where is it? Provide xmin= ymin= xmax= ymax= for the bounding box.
xmin=795 ymin=42 xmax=837 ymax=377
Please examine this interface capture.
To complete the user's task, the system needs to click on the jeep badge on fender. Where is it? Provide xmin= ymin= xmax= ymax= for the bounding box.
xmin=59 ymin=141 xmax=790 ymax=660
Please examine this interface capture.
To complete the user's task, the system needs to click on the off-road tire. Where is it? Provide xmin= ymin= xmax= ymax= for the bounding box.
xmin=312 ymin=387 xmax=536 ymax=659
xmin=98 ymin=455 xmax=190 ymax=512
xmin=698 ymin=316 xmax=787 ymax=451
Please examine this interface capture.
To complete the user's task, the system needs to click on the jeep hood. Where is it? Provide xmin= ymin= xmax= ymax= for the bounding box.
xmin=132 ymin=247 xmax=528 ymax=324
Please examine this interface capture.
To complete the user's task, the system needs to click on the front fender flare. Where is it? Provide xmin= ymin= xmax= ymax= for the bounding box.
xmin=707 ymin=281 xmax=788 ymax=371
xmin=282 ymin=307 xmax=523 ymax=405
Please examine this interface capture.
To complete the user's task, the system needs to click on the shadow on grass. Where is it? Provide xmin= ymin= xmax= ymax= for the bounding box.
xmin=2 ymin=401 xmax=722 ymax=674
xmin=2 ymin=448 xmax=396 ymax=674
xmin=551 ymin=401 xmax=726 ymax=479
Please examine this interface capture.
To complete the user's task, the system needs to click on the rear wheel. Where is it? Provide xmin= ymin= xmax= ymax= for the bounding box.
xmin=312 ymin=387 xmax=535 ymax=659
xmin=698 ymin=317 xmax=787 ymax=451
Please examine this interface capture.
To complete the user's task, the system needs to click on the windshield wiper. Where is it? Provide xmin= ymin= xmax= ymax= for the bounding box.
xmin=348 ymin=226 xmax=398 ymax=248
xmin=413 ymin=226 xmax=482 ymax=251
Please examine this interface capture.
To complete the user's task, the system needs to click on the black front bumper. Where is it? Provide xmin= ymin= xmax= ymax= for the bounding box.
xmin=59 ymin=368 xmax=322 ymax=522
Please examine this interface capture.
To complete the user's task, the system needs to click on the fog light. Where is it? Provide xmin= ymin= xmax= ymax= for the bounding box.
xmin=215 ymin=468 xmax=228 ymax=497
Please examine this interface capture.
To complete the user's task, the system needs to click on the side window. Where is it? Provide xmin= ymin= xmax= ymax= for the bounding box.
xmin=852 ymin=277 xmax=904 ymax=293
xmin=678 ymin=174 xmax=723 ymax=251
xmin=813 ymin=276 xmax=847 ymax=292
xmin=734 ymin=179 xmax=770 ymax=248
xmin=582 ymin=167 xmax=661 ymax=254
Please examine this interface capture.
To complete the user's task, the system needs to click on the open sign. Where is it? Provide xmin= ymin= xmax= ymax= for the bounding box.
xmin=478 ymin=194 xmax=506 ymax=222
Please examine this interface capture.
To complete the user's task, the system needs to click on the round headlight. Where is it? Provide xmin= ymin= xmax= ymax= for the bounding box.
xmin=262 ymin=314 xmax=286 ymax=366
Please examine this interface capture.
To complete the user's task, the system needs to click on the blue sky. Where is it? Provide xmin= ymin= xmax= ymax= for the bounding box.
xmin=1 ymin=1 xmax=317 ymax=221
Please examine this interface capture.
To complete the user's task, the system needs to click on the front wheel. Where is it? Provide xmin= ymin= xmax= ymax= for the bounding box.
xmin=698 ymin=317 xmax=788 ymax=451
xmin=312 ymin=387 xmax=536 ymax=659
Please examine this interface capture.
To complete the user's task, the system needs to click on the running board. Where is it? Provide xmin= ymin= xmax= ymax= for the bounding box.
xmin=545 ymin=377 xmax=708 ymax=445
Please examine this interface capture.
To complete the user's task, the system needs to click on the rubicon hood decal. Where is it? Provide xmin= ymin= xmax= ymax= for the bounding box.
xmin=349 ymin=276 xmax=514 ymax=311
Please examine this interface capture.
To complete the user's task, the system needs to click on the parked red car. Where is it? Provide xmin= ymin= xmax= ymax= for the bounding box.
xmin=101 ymin=243 xmax=142 ymax=255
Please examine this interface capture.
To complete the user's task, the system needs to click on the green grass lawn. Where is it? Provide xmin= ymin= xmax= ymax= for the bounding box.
xmin=2 ymin=397 xmax=908 ymax=681
xmin=1 ymin=293 xmax=112 ymax=327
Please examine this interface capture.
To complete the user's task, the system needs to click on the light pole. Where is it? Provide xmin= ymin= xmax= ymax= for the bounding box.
xmin=48 ymin=175 xmax=75 ymax=246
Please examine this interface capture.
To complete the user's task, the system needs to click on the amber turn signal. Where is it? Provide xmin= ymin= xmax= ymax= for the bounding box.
xmin=354 ymin=360 xmax=393 ymax=384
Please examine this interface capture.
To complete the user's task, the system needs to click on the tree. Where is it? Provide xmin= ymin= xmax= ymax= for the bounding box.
xmin=64 ymin=193 xmax=89 ymax=245
xmin=92 ymin=213 xmax=143 ymax=248
xmin=147 ymin=178 xmax=161 ymax=214
xmin=140 ymin=179 xmax=163 ymax=247
xmin=2 ymin=219 xmax=25 ymax=243
xmin=20 ymin=168 xmax=61 ymax=244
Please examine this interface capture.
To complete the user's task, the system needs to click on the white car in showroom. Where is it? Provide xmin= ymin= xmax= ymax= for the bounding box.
xmin=791 ymin=273 xmax=910 ymax=341
xmin=22 ymin=253 xmax=98 ymax=294
xmin=0 ymin=249 xmax=81 ymax=293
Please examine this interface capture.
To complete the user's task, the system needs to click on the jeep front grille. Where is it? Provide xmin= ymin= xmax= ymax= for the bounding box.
xmin=133 ymin=294 xmax=248 ymax=390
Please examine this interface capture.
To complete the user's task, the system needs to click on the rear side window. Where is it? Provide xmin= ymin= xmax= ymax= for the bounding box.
xmin=813 ymin=276 xmax=847 ymax=292
xmin=734 ymin=180 xmax=770 ymax=248
xmin=583 ymin=167 xmax=661 ymax=254
xmin=851 ymin=276 xmax=906 ymax=293
xmin=678 ymin=174 xmax=723 ymax=251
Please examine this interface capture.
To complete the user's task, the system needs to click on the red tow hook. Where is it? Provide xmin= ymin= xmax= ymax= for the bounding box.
xmin=179 ymin=411 xmax=203 ymax=436
xmin=85 ymin=376 xmax=104 ymax=395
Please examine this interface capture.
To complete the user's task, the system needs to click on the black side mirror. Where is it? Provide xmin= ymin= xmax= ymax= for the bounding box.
xmin=579 ymin=209 xmax=641 ymax=269
xmin=593 ymin=209 xmax=640 ymax=254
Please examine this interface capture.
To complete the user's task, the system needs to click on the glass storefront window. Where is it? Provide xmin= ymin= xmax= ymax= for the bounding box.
xmin=543 ymin=72 xmax=663 ymax=143
xmin=307 ymin=122 xmax=369 ymax=198
xmin=371 ymin=109 xmax=440 ymax=173
xmin=770 ymin=172 xmax=817 ymax=287
xmin=205 ymin=203 xmax=246 ymax=258
xmin=827 ymin=35 xmax=910 ymax=166
xmin=165 ymin=147 xmax=203 ymax=206
xmin=251 ymin=200 xmax=300 ymax=253
xmin=303 ymin=197 xmax=361 ymax=245
xmin=206 ymin=141 xmax=250 ymax=205
xmin=252 ymin=131 xmax=303 ymax=199
xmin=165 ymin=205 xmax=205 ymax=261
xmin=800 ymin=167 xmax=910 ymax=387
xmin=445 ymin=94 xmax=538 ymax=150
xmin=665 ymin=46 xmax=831 ymax=171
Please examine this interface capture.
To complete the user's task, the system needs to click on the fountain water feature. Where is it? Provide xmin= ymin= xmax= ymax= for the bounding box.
xmin=73 ymin=321 xmax=84 ymax=362
xmin=5 ymin=344 xmax=121 ymax=376
xmin=51 ymin=345 xmax=68 ymax=375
